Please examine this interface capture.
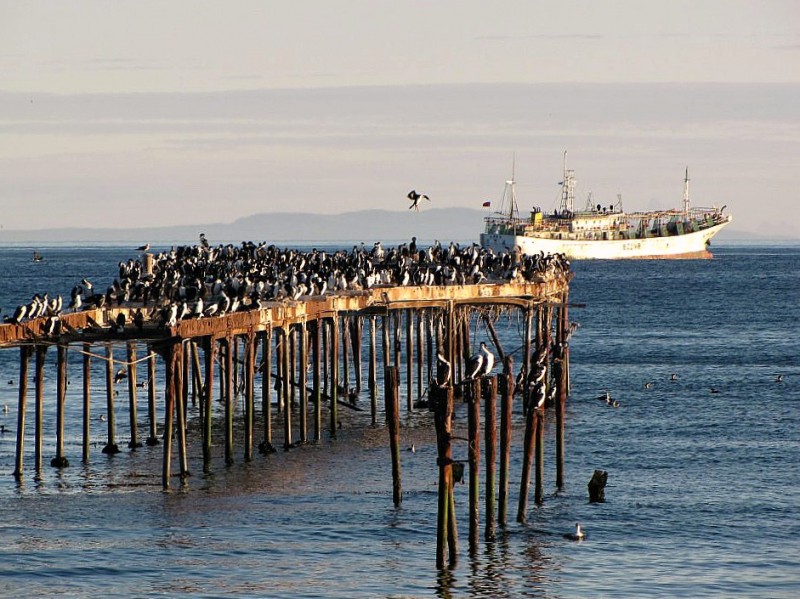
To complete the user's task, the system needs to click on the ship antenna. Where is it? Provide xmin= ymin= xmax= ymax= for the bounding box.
xmin=560 ymin=151 xmax=575 ymax=214
xmin=683 ymin=167 xmax=690 ymax=218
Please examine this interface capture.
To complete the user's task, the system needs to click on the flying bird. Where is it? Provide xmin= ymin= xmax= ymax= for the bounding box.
xmin=407 ymin=189 xmax=430 ymax=212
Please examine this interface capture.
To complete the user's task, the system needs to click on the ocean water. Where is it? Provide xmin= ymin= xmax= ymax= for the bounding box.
xmin=0 ymin=244 xmax=798 ymax=598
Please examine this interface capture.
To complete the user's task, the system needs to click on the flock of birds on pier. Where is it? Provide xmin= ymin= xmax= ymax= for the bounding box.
xmin=4 ymin=236 xmax=571 ymax=337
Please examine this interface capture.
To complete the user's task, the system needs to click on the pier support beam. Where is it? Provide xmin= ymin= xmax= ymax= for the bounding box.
xmin=13 ymin=346 xmax=31 ymax=478
xmin=203 ymin=337 xmax=216 ymax=469
xmin=385 ymin=366 xmax=402 ymax=507
xmin=51 ymin=344 xmax=69 ymax=468
xmin=468 ymin=378 xmax=481 ymax=555
xmin=102 ymin=344 xmax=120 ymax=455
xmin=484 ymin=375 xmax=498 ymax=542
xmin=126 ymin=342 xmax=142 ymax=449
xmin=35 ymin=345 xmax=46 ymax=473
xmin=498 ymin=357 xmax=514 ymax=527
xmin=146 ymin=350 xmax=159 ymax=446
xmin=82 ymin=344 xmax=92 ymax=462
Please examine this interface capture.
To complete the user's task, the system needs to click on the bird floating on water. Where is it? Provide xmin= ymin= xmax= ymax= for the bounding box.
xmin=775 ymin=374 xmax=784 ymax=383
xmin=670 ymin=373 xmax=678 ymax=381
xmin=564 ymin=522 xmax=586 ymax=541
xmin=643 ymin=381 xmax=654 ymax=389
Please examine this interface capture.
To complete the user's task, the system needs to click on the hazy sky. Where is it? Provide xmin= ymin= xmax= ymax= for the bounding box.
xmin=1 ymin=1 xmax=799 ymax=236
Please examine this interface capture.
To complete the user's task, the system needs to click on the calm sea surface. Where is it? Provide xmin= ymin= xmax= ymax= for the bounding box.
xmin=0 ymin=243 xmax=797 ymax=598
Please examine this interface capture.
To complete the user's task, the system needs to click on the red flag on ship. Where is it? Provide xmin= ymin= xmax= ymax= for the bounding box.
xmin=482 ymin=201 xmax=491 ymax=207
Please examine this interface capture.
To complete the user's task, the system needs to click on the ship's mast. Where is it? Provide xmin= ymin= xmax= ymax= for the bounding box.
xmin=560 ymin=150 xmax=575 ymax=214
xmin=683 ymin=167 xmax=690 ymax=217
xmin=499 ymin=153 xmax=520 ymax=219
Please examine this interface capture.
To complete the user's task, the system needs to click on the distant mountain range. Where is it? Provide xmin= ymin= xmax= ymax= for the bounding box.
xmin=0 ymin=207 xmax=785 ymax=246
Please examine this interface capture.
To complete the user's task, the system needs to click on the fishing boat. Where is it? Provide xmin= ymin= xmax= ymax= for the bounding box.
xmin=480 ymin=153 xmax=732 ymax=259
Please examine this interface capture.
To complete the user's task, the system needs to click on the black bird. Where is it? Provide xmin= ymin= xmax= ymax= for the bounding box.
xmin=407 ymin=189 xmax=430 ymax=212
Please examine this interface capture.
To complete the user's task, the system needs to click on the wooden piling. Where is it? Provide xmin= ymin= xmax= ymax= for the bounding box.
xmin=433 ymin=383 xmax=457 ymax=568
xmin=498 ymin=356 xmax=514 ymax=527
xmin=369 ymin=316 xmax=377 ymax=425
xmin=312 ymin=323 xmax=321 ymax=442
xmin=35 ymin=345 xmax=46 ymax=473
xmin=126 ymin=342 xmax=141 ymax=449
xmin=535 ymin=408 xmax=545 ymax=505
xmin=50 ymin=344 xmax=69 ymax=468
xmin=283 ymin=327 xmax=293 ymax=449
xmin=191 ymin=340 xmax=204 ymax=409
xmin=224 ymin=336 xmax=234 ymax=465
xmin=162 ymin=341 xmax=177 ymax=489
xmin=517 ymin=385 xmax=538 ymax=523
xmin=203 ymin=337 xmax=216 ymax=468
xmin=468 ymin=378 xmax=481 ymax=554
xmin=341 ymin=315 xmax=350 ymax=397
xmin=298 ymin=322 xmax=308 ymax=443
xmin=103 ymin=344 xmax=120 ymax=455
xmin=244 ymin=333 xmax=255 ymax=461
xmin=146 ymin=350 xmax=158 ymax=446
xmin=175 ymin=340 xmax=189 ymax=478
xmin=82 ymin=344 xmax=91 ymax=461
xmin=13 ymin=346 xmax=31 ymax=478
xmin=555 ymin=330 xmax=566 ymax=490
xmin=289 ymin=325 xmax=297 ymax=408
xmin=262 ymin=330 xmax=273 ymax=449
xmin=330 ymin=317 xmax=339 ymax=438
xmin=352 ymin=316 xmax=363 ymax=392
xmin=416 ymin=308 xmax=424 ymax=404
xmin=384 ymin=366 xmax=402 ymax=506
xmin=484 ymin=376 xmax=497 ymax=542
xmin=406 ymin=309 xmax=413 ymax=411
xmin=523 ymin=307 xmax=532 ymax=400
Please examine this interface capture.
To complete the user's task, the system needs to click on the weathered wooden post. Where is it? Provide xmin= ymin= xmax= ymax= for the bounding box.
xmin=289 ymin=326 xmax=297 ymax=408
xmin=369 ymin=316 xmax=377 ymax=425
xmin=126 ymin=342 xmax=142 ymax=449
xmin=433 ymin=383 xmax=457 ymax=568
xmin=312 ymin=322 xmax=322 ymax=442
xmin=498 ymin=356 xmax=514 ymax=527
xmin=298 ymin=321 xmax=308 ymax=443
xmin=162 ymin=341 xmax=177 ymax=489
xmin=555 ymin=340 xmax=566 ymax=490
xmin=261 ymin=329 xmax=274 ymax=451
xmin=51 ymin=344 xmax=69 ymax=467
xmin=352 ymin=316 xmax=363 ymax=392
xmin=330 ymin=316 xmax=339 ymax=438
xmin=484 ymin=375 xmax=498 ymax=542
xmin=35 ymin=345 xmax=46 ymax=473
xmin=82 ymin=343 xmax=92 ymax=461
xmin=283 ymin=327 xmax=293 ymax=449
xmin=385 ymin=366 xmax=402 ymax=506
xmin=341 ymin=315 xmax=350 ymax=397
xmin=203 ymin=337 xmax=216 ymax=468
xmin=224 ymin=335 xmax=234 ymax=465
xmin=517 ymin=384 xmax=538 ymax=523
xmin=406 ymin=309 xmax=413 ymax=411
xmin=103 ymin=343 xmax=120 ymax=455
xmin=534 ymin=407 xmax=545 ymax=505
xmin=146 ymin=350 xmax=158 ymax=446
xmin=244 ymin=333 xmax=255 ymax=461
xmin=13 ymin=345 xmax=31 ymax=478
xmin=416 ymin=308 xmax=424 ymax=404
xmin=468 ymin=378 xmax=481 ymax=555
xmin=175 ymin=340 xmax=189 ymax=479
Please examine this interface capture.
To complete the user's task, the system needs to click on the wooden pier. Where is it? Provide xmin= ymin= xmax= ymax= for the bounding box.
xmin=1 ymin=242 xmax=573 ymax=568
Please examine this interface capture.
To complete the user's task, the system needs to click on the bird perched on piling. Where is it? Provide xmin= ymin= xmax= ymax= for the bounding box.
xmin=465 ymin=342 xmax=494 ymax=379
xmin=136 ymin=243 xmax=150 ymax=252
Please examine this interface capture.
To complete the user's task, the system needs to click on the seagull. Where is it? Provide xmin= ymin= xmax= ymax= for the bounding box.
xmin=136 ymin=243 xmax=150 ymax=252
xmin=407 ymin=189 xmax=430 ymax=212
xmin=564 ymin=522 xmax=586 ymax=541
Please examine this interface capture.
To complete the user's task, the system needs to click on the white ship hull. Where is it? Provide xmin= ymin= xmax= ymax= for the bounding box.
xmin=480 ymin=217 xmax=731 ymax=260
